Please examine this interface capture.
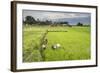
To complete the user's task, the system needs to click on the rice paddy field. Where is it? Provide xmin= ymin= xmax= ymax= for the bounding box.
xmin=23 ymin=25 xmax=91 ymax=62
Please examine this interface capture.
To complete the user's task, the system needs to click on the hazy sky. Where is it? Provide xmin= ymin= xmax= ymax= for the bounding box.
xmin=23 ymin=10 xmax=91 ymax=25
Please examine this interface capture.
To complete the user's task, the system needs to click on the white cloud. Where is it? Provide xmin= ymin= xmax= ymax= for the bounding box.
xmin=23 ymin=10 xmax=90 ymax=21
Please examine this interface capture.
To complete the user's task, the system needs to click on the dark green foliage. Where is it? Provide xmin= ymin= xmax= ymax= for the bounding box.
xmin=77 ymin=22 xmax=83 ymax=26
xmin=51 ymin=21 xmax=72 ymax=27
xmin=24 ymin=16 xmax=36 ymax=25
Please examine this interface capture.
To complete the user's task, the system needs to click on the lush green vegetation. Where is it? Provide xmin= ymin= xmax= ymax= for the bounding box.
xmin=23 ymin=25 xmax=90 ymax=62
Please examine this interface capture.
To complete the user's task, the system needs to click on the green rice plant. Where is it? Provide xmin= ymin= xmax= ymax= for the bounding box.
xmin=23 ymin=25 xmax=90 ymax=62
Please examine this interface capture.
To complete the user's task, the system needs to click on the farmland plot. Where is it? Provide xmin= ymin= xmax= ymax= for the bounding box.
xmin=45 ymin=27 xmax=90 ymax=61
xmin=23 ymin=26 xmax=47 ymax=62
xmin=23 ymin=26 xmax=90 ymax=62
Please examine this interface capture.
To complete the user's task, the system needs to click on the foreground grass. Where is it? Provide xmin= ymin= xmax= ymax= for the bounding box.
xmin=23 ymin=26 xmax=90 ymax=62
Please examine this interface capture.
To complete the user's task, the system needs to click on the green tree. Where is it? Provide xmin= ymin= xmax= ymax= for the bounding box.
xmin=24 ymin=16 xmax=36 ymax=25
xmin=77 ymin=22 xmax=83 ymax=26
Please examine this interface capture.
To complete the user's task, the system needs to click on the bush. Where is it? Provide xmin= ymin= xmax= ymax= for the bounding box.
xmin=77 ymin=22 xmax=83 ymax=26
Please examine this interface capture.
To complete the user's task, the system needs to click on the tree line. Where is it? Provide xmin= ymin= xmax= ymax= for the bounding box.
xmin=23 ymin=16 xmax=84 ymax=26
